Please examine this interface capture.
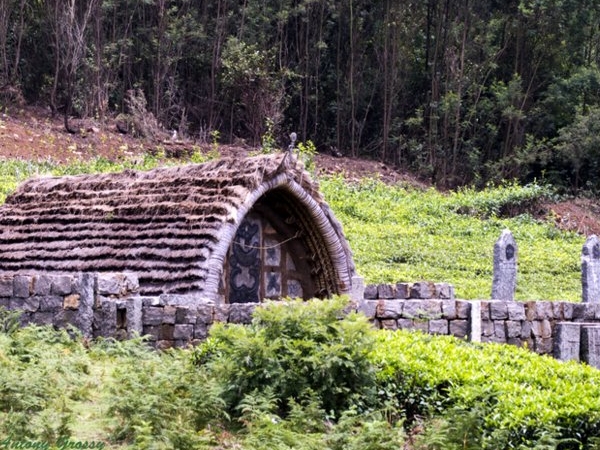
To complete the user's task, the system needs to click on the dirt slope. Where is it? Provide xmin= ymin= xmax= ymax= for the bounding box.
xmin=0 ymin=105 xmax=598 ymax=236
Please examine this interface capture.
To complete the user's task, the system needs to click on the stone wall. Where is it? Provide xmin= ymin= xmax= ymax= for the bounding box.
xmin=0 ymin=271 xmax=259 ymax=349
xmin=361 ymin=281 xmax=600 ymax=365
xmin=4 ymin=271 xmax=600 ymax=365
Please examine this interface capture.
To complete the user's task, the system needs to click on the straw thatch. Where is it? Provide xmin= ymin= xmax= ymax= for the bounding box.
xmin=0 ymin=154 xmax=355 ymax=298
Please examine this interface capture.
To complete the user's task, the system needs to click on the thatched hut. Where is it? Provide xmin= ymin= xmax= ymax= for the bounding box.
xmin=0 ymin=154 xmax=355 ymax=303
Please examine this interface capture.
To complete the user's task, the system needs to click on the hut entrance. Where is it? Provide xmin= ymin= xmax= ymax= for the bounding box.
xmin=221 ymin=186 xmax=342 ymax=304
xmin=223 ymin=211 xmax=311 ymax=303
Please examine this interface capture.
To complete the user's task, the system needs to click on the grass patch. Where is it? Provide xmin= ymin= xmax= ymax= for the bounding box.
xmin=320 ymin=176 xmax=583 ymax=300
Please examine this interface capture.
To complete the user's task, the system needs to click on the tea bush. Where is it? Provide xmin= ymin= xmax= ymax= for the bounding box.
xmin=372 ymin=329 xmax=600 ymax=448
xmin=320 ymin=176 xmax=583 ymax=300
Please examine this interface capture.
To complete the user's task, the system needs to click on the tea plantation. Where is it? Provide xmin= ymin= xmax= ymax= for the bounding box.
xmin=0 ymin=154 xmax=596 ymax=449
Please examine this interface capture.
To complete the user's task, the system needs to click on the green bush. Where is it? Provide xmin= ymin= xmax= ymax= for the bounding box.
xmin=195 ymin=297 xmax=378 ymax=418
xmin=0 ymin=309 xmax=90 ymax=442
xmin=107 ymin=341 xmax=226 ymax=449
xmin=372 ymin=329 xmax=600 ymax=449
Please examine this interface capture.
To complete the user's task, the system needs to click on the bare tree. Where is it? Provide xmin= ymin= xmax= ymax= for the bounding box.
xmin=48 ymin=0 xmax=99 ymax=132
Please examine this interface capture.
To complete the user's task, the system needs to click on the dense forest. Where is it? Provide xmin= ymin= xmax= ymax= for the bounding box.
xmin=2 ymin=0 xmax=600 ymax=190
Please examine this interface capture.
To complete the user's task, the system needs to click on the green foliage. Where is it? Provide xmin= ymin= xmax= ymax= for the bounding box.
xmin=320 ymin=176 xmax=582 ymax=300
xmin=0 ymin=319 xmax=90 ymax=443
xmin=108 ymin=345 xmax=226 ymax=448
xmin=195 ymin=297 xmax=378 ymax=418
xmin=372 ymin=330 xmax=600 ymax=448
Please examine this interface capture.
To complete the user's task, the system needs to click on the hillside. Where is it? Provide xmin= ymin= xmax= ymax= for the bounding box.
xmin=1 ymin=106 xmax=599 ymax=236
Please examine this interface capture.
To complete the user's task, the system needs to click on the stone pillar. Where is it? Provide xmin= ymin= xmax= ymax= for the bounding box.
xmin=553 ymin=322 xmax=582 ymax=361
xmin=351 ymin=275 xmax=365 ymax=303
xmin=469 ymin=301 xmax=481 ymax=342
xmin=491 ymin=229 xmax=517 ymax=301
xmin=582 ymin=235 xmax=600 ymax=303
xmin=581 ymin=325 xmax=600 ymax=369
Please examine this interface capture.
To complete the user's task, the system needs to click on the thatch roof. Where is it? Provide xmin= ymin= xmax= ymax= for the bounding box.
xmin=0 ymin=154 xmax=355 ymax=298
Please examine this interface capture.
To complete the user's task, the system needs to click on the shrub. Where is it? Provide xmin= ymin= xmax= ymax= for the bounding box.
xmin=194 ymin=297 xmax=378 ymax=418
xmin=372 ymin=330 xmax=600 ymax=449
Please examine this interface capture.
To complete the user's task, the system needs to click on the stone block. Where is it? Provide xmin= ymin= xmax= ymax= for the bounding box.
xmin=0 ymin=275 xmax=13 ymax=297
xmin=142 ymin=296 xmax=165 ymax=307
xmin=429 ymin=319 xmax=449 ymax=335
xmin=494 ymin=322 xmax=507 ymax=341
xmin=581 ymin=326 xmax=600 ymax=368
xmin=364 ymin=284 xmax=378 ymax=299
xmin=51 ymin=275 xmax=73 ymax=296
xmin=214 ymin=304 xmax=230 ymax=322
xmin=126 ymin=297 xmax=143 ymax=337
xmin=93 ymin=299 xmax=117 ymax=338
xmin=173 ymin=324 xmax=194 ymax=340
xmin=402 ymin=299 xmax=441 ymax=319
xmin=229 ymin=303 xmax=257 ymax=324
xmin=159 ymin=324 xmax=174 ymax=340
xmin=480 ymin=301 xmax=491 ymax=320
xmin=194 ymin=323 xmax=209 ymax=340
xmin=39 ymin=295 xmax=63 ymax=312
xmin=358 ymin=300 xmax=378 ymax=319
xmin=63 ymin=294 xmax=80 ymax=310
xmin=18 ymin=296 xmax=40 ymax=312
xmin=563 ymin=302 xmax=575 ymax=320
xmin=521 ymin=321 xmax=532 ymax=339
xmin=534 ymin=337 xmax=553 ymax=354
xmin=456 ymin=301 xmax=471 ymax=319
xmin=482 ymin=320 xmax=494 ymax=337
xmin=571 ymin=303 xmax=587 ymax=321
xmin=143 ymin=306 xmax=164 ymax=326
xmin=506 ymin=320 xmax=522 ymax=338
xmin=490 ymin=301 xmax=508 ymax=320
xmin=584 ymin=304 xmax=597 ymax=321
xmin=0 ymin=297 xmax=8 ymax=308
xmin=32 ymin=275 xmax=51 ymax=296
xmin=412 ymin=320 xmax=428 ymax=333
xmin=553 ymin=302 xmax=565 ymax=320
xmin=449 ymin=320 xmax=469 ymax=338
xmin=553 ymin=322 xmax=582 ymax=361
xmin=97 ymin=273 xmax=124 ymax=296
xmin=441 ymin=300 xmax=457 ymax=319
xmin=507 ymin=302 xmax=526 ymax=321
xmin=13 ymin=275 xmax=32 ymax=298
xmin=196 ymin=303 xmax=214 ymax=325
xmin=142 ymin=325 xmax=160 ymax=341
xmin=376 ymin=300 xmax=403 ymax=319
xmin=395 ymin=283 xmax=411 ymax=299
xmin=410 ymin=281 xmax=435 ymax=299
xmin=378 ymin=284 xmax=396 ymax=299
xmin=162 ymin=305 xmax=176 ymax=324
xmin=380 ymin=319 xmax=398 ymax=330
xmin=531 ymin=319 xmax=552 ymax=339
xmin=30 ymin=312 xmax=55 ymax=326
xmin=176 ymin=307 xmax=197 ymax=324
xmin=435 ymin=283 xmax=454 ymax=299
xmin=397 ymin=318 xmax=414 ymax=330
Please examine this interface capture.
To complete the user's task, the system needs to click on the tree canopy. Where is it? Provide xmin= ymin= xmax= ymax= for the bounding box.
xmin=3 ymin=0 xmax=600 ymax=191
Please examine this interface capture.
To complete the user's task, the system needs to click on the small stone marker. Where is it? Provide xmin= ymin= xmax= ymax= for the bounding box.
xmin=553 ymin=322 xmax=582 ymax=361
xmin=582 ymin=235 xmax=600 ymax=303
xmin=491 ymin=229 xmax=517 ymax=301
xmin=581 ymin=325 xmax=600 ymax=369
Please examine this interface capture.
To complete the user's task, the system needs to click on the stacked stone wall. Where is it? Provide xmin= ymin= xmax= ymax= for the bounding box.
xmin=6 ymin=271 xmax=600 ymax=365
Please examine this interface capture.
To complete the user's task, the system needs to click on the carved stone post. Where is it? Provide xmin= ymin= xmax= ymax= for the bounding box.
xmin=491 ymin=229 xmax=517 ymax=301
xmin=582 ymin=235 xmax=600 ymax=303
